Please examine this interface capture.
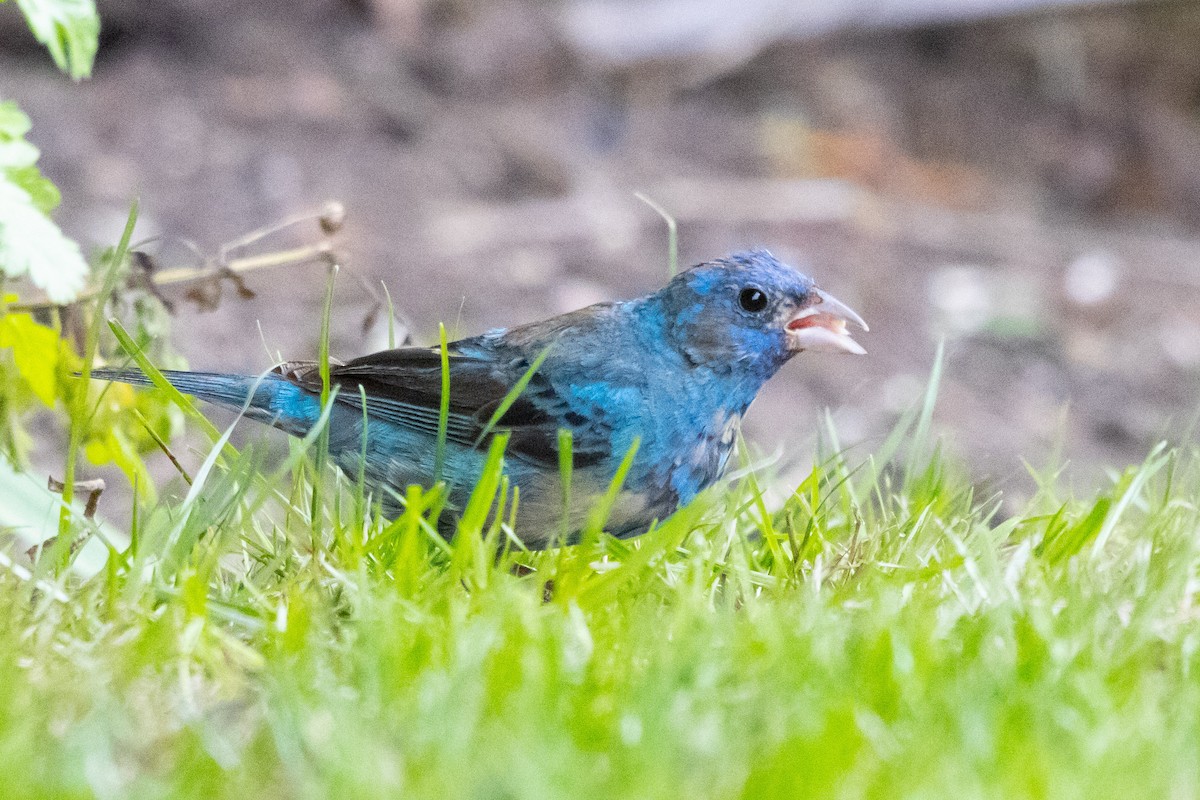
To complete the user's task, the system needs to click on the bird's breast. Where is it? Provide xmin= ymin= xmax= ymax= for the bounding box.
xmin=660 ymin=409 xmax=742 ymax=504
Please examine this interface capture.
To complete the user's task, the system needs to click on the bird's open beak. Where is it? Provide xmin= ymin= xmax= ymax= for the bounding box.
xmin=785 ymin=290 xmax=869 ymax=355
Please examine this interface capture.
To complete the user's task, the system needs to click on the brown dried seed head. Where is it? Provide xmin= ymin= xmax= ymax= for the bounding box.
xmin=319 ymin=201 xmax=347 ymax=235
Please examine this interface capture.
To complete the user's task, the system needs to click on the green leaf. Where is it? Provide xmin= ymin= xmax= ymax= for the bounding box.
xmin=0 ymin=102 xmax=33 ymax=140
xmin=0 ymin=101 xmax=81 ymax=298
xmin=13 ymin=0 xmax=100 ymax=80
xmin=0 ymin=312 xmax=63 ymax=405
xmin=0 ymin=178 xmax=88 ymax=302
xmin=83 ymin=427 xmax=155 ymax=504
xmin=6 ymin=165 xmax=60 ymax=213
xmin=0 ymin=102 xmax=39 ymax=169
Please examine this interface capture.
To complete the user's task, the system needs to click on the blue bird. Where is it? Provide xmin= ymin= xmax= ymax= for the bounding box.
xmin=92 ymin=250 xmax=867 ymax=548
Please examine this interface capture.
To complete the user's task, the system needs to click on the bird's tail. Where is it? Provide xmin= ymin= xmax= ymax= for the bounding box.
xmin=90 ymin=368 xmax=322 ymax=438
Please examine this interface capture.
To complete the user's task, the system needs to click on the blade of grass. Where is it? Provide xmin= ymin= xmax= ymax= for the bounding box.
xmin=107 ymin=319 xmax=223 ymax=442
xmin=634 ymin=192 xmax=679 ymax=277
xmin=456 ymin=432 xmax=511 ymax=539
xmin=434 ymin=323 xmax=451 ymax=484
xmin=472 ymin=345 xmax=553 ymax=448
xmin=60 ymin=200 xmax=139 ymax=550
xmin=904 ymin=340 xmax=944 ymax=485
xmin=582 ymin=437 xmax=641 ymax=541
xmin=558 ymin=427 xmax=574 ymax=543
xmin=381 ymin=281 xmax=397 ymax=349
xmin=309 ymin=264 xmax=337 ymax=541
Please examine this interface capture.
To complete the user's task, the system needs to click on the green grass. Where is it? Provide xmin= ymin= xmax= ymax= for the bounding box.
xmin=6 ymin=380 xmax=1200 ymax=800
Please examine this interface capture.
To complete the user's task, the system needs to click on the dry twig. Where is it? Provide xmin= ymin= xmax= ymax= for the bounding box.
xmin=11 ymin=201 xmax=347 ymax=315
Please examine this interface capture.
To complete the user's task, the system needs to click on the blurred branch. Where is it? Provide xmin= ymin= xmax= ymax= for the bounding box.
xmin=10 ymin=201 xmax=346 ymax=314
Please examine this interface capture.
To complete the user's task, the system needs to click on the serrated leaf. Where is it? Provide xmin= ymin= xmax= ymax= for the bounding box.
xmin=6 ymin=165 xmax=60 ymax=213
xmin=0 ymin=102 xmax=39 ymax=170
xmin=0 ymin=139 xmax=38 ymax=170
xmin=0 ymin=178 xmax=88 ymax=302
xmin=0 ymin=102 xmax=33 ymax=140
xmin=13 ymin=0 xmax=99 ymax=80
xmin=0 ymin=312 xmax=61 ymax=405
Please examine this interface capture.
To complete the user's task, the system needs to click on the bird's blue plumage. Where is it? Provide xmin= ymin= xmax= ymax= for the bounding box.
xmin=92 ymin=250 xmax=866 ymax=548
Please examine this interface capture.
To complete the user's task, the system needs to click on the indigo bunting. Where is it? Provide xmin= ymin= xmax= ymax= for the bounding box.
xmin=93 ymin=250 xmax=866 ymax=547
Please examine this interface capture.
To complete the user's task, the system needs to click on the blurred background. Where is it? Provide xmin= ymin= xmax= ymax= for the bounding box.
xmin=6 ymin=0 xmax=1200 ymax=505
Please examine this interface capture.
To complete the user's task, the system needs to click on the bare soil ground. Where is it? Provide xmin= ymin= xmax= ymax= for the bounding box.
xmin=7 ymin=0 xmax=1200 ymax=510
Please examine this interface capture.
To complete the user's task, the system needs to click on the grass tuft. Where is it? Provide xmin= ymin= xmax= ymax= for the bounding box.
xmin=10 ymin=361 xmax=1200 ymax=797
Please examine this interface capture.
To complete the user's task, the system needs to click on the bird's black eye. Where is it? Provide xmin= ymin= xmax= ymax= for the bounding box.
xmin=739 ymin=287 xmax=769 ymax=313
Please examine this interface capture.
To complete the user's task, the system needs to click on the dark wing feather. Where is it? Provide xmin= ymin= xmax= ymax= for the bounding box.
xmin=276 ymin=343 xmax=609 ymax=468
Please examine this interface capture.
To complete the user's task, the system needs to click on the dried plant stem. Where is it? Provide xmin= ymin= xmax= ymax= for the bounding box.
xmin=10 ymin=202 xmax=344 ymax=314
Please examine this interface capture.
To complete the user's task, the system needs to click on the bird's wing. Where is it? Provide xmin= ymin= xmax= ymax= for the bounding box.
xmin=276 ymin=344 xmax=610 ymax=468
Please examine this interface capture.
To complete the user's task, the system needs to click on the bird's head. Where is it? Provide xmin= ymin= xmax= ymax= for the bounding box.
xmin=655 ymin=250 xmax=868 ymax=379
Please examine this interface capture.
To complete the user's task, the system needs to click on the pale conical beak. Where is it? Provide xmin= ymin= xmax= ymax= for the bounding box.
xmin=785 ymin=290 xmax=869 ymax=355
